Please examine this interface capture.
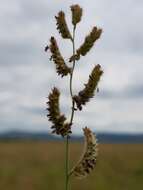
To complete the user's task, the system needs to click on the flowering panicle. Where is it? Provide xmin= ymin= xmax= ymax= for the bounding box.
xmin=55 ymin=11 xmax=72 ymax=40
xmin=70 ymin=4 xmax=82 ymax=26
xmin=69 ymin=27 xmax=102 ymax=62
xmin=45 ymin=4 xmax=104 ymax=186
xmin=69 ymin=127 xmax=98 ymax=179
xmin=73 ymin=64 xmax=103 ymax=110
xmin=46 ymin=87 xmax=71 ymax=137
xmin=47 ymin=37 xmax=71 ymax=77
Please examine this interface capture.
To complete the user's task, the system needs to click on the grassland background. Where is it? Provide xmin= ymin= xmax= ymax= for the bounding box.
xmin=0 ymin=141 xmax=143 ymax=190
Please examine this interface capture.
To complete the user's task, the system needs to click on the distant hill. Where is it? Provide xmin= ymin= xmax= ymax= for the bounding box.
xmin=0 ymin=130 xmax=143 ymax=143
xmin=0 ymin=131 xmax=58 ymax=141
xmin=96 ymin=133 xmax=143 ymax=143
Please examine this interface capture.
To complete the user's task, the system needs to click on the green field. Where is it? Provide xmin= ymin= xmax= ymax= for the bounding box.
xmin=0 ymin=141 xmax=143 ymax=190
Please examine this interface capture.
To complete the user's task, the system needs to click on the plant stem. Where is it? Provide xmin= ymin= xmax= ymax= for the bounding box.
xmin=70 ymin=25 xmax=76 ymax=124
xmin=65 ymin=135 xmax=69 ymax=190
xmin=65 ymin=25 xmax=76 ymax=190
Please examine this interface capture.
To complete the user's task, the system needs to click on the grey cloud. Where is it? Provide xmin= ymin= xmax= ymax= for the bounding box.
xmin=125 ymin=85 xmax=143 ymax=99
xmin=87 ymin=0 xmax=143 ymax=54
xmin=0 ymin=0 xmax=143 ymax=134
xmin=17 ymin=105 xmax=45 ymax=116
xmin=97 ymin=84 xmax=143 ymax=100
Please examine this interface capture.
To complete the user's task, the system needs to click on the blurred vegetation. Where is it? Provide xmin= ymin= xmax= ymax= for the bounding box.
xmin=0 ymin=141 xmax=143 ymax=190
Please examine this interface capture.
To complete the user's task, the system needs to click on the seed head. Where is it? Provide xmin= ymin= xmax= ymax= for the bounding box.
xmin=71 ymin=4 xmax=82 ymax=26
xmin=73 ymin=64 xmax=103 ymax=110
xmin=46 ymin=87 xmax=71 ymax=137
xmin=55 ymin=11 xmax=72 ymax=40
xmin=48 ymin=37 xmax=71 ymax=77
xmin=69 ymin=27 xmax=102 ymax=62
xmin=69 ymin=127 xmax=98 ymax=179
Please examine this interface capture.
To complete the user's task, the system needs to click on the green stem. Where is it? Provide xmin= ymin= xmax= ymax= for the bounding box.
xmin=65 ymin=25 xmax=76 ymax=190
xmin=65 ymin=135 xmax=69 ymax=190
xmin=70 ymin=25 xmax=76 ymax=124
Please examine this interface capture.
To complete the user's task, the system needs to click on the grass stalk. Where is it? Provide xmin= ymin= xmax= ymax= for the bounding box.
xmin=65 ymin=25 xmax=76 ymax=190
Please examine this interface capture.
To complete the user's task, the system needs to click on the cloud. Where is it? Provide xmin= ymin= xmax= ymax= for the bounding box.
xmin=0 ymin=0 xmax=143 ymax=134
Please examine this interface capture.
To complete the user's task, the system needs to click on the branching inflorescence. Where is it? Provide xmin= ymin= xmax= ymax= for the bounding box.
xmin=45 ymin=4 xmax=103 ymax=189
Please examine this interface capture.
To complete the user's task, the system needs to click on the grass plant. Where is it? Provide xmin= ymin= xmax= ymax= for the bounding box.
xmin=45 ymin=4 xmax=103 ymax=190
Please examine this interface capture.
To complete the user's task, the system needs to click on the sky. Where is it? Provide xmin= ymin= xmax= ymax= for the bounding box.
xmin=0 ymin=0 xmax=143 ymax=135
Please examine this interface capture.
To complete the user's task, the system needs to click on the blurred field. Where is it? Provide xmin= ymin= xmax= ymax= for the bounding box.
xmin=0 ymin=141 xmax=143 ymax=190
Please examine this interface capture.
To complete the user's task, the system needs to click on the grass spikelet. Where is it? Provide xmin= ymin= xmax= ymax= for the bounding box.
xmin=70 ymin=4 xmax=82 ymax=26
xmin=69 ymin=127 xmax=98 ymax=179
xmin=48 ymin=37 xmax=71 ymax=77
xmin=55 ymin=11 xmax=72 ymax=40
xmin=69 ymin=27 xmax=102 ymax=62
xmin=73 ymin=64 xmax=103 ymax=110
xmin=46 ymin=87 xmax=71 ymax=137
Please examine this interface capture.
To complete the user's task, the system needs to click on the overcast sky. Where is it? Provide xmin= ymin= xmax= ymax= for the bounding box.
xmin=0 ymin=0 xmax=143 ymax=135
